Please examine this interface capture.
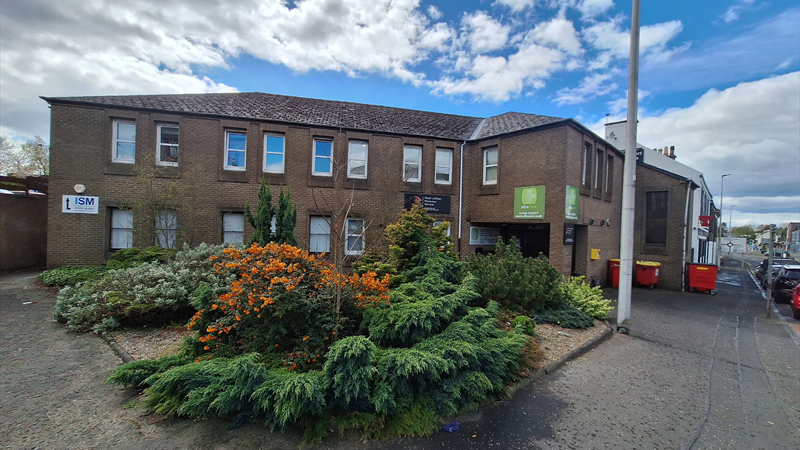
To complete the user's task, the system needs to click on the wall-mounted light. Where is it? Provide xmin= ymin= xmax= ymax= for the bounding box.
xmin=73 ymin=184 xmax=87 ymax=194
xmin=600 ymin=219 xmax=607 ymax=226
xmin=606 ymin=219 xmax=611 ymax=227
xmin=589 ymin=218 xmax=595 ymax=225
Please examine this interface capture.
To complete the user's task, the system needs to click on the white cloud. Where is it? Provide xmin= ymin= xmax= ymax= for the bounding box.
xmin=462 ymin=11 xmax=511 ymax=54
xmin=430 ymin=41 xmax=566 ymax=101
xmin=583 ymin=18 xmax=685 ymax=68
xmin=722 ymin=0 xmax=756 ymax=23
xmin=427 ymin=5 xmax=443 ymax=20
xmin=0 ymin=0 xmax=446 ymax=139
xmin=577 ymin=0 xmax=614 ymax=19
xmin=554 ymin=71 xmax=618 ymax=105
xmin=606 ymin=89 xmax=650 ymax=114
xmin=530 ymin=15 xmax=583 ymax=56
xmin=494 ymin=0 xmax=538 ymax=13
xmin=592 ymin=72 xmax=800 ymax=225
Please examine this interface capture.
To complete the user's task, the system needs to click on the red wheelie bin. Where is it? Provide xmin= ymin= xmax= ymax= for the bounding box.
xmin=687 ymin=263 xmax=718 ymax=295
xmin=636 ymin=261 xmax=661 ymax=289
xmin=608 ymin=259 xmax=621 ymax=287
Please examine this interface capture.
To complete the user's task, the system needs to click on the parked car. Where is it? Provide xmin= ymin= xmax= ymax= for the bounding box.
xmin=771 ymin=265 xmax=800 ymax=304
xmin=791 ymin=284 xmax=800 ymax=320
xmin=756 ymin=258 xmax=797 ymax=286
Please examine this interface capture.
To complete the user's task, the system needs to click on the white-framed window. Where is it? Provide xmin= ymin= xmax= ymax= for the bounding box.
xmin=223 ymin=212 xmax=244 ymax=244
xmin=433 ymin=220 xmax=451 ymax=236
xmin=156 ymin=124 xmax=179 ymax=166
xmin=112 ymin=120 xmax=136 ymax=164
xmin=155 ymin=211 xmax=178 ymax=249
xmin=347 ymin=140 xmax=368 ymax=179
xmin=582 ymin=142 xmax=592 ymax=187
xmin=435 ymin=148 xmax=453 ymax=184
xmin=483 ymin=147 xmax=498 ymax=185
xmin=606 ymin=155 xmax=613 ymax=195
xmin=345 ymin=218 xmax=365 ymax=255
xmin=263 ymin=133 xmax=285 ymax=173
xmin=595 ymin=149 xmax=603 ymax=190
xmin=313 ymin=138 xmax=333 ymax=176
xmin=309 ymin=216 xmax=330 ymax=253
xmin=224 ymin=131 xmax=247 ymax=171
xmin=110 ymin=208 xmax=133 ymax=249
xmin=403 ymin=146 xmax=422 ymax=182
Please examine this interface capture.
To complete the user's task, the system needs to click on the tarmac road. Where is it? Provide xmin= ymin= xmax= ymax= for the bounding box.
xmin=1 ymin=266 xmax=798 ymax=450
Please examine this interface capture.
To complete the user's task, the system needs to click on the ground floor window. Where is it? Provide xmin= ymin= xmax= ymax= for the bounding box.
xmin=155 ymin=211 xmax=178 ymax=249
xmin=310 ymin=216 xmax=330 ymax=253
xmin=345 ymin=218 xmax=365 ymax=255
xmin=645 ymin=191 xmax=669 ymax=246
xmin=433 ymin=220 xmax=451 ymax=236
xmin=110 ymin=208 xmax=133 ymax=250
xmin=223 ymin=212 xmax=244 ymax=244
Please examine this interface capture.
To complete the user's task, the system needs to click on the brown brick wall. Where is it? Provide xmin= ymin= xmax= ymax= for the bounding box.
xmin=1 ymin=194 xmax=48 ymax=270
xmin=458 ymin=124 xmax=623 ymax=282
xmin=46 ymin=105 xmax=461 ymax=267
xmin=633 ymin=164 xmax=694 ymax=290
xmin=47 ymin=104 xmax=628 ymax=287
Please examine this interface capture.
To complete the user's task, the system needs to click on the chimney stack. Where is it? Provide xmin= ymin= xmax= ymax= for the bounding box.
xmin=668 ymin=146 xmax=676 ymax=160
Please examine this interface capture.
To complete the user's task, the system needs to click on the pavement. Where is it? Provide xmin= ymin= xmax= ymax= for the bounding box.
xmin=1 ymin=264 xmax=799 ymax=449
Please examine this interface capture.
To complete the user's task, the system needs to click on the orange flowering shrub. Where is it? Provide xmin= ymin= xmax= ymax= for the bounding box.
xmin=187 ymin=243 xmax=389 ymax=368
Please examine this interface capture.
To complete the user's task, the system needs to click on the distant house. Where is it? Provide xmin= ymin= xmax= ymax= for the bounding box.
xmin=42 ymin=93 xmax=624 ymax=284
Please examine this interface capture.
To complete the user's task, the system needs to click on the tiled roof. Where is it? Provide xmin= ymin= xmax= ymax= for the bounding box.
xmin=474 ymin=112 xmax=566 ymax=140
xmin=42 ymin=93 xmax=565 ymax=141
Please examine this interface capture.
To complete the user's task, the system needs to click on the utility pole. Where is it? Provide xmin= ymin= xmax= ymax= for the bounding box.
xmin=616 ymin=0 xmax=641 ymax=335
xmin=717 ymin=173 xmax=730 ymax=266
xmin=727 ymin=205 xmax=736 ymax=260
xmin=766 ymin=224 xmax=774 ymax=319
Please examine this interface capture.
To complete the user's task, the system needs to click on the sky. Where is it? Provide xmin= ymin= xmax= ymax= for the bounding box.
xmin=1 ymin=0 xmax=798 ymax=228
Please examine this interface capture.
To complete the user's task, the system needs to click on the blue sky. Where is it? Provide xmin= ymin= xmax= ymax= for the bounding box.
xmin=1 ymin=0 xmax=798 ymax=227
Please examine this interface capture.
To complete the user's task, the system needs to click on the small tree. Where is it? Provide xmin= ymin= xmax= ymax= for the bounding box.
xmin=275 ymin=187 xmax=298 ymax=245
xmin=384 ymin=203 xmax=453 ymax=273
xmin=245 ymin=181 xmax=275 ymax=246
xmin=0 ymin=135 xmax=49 ymax=176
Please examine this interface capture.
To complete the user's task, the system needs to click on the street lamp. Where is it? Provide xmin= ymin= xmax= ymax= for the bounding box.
xmin=728 ymin=205 xmax=736 ymax=237
xmin=718 ymin=174 xmax=731 ymax=265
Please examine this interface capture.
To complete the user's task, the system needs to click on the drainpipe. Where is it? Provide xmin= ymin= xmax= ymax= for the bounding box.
xmin=458 ymin=140 xmax=466 ymax=253
xmin=681 ymin=180 xmax=691 ymax=291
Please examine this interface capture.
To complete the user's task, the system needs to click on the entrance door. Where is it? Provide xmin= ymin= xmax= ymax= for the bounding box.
xmin=506 ymin=224 xmax=550 ymax=259
xmin=571 ymin=224 xmax=588 ymax=276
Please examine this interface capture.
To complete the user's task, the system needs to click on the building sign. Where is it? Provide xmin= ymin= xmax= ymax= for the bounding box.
xmin=469 ymin=226 xmax=500 ymax=245
xmin=62 ymin=195 xmax=99 ymax=214
xmin=514 ymin=186 xmax=545 ymax=219
xmin=565 ymin=185 xmax=579 ymax=221
xmin=636 ymin=147 xmax=644 ymax=162
xmin=564 ymin=224 xmax=575 ymax=245
xmin=404 ymin=194 xmax=451 ymax=214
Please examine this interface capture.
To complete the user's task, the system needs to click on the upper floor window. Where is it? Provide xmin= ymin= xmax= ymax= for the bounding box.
xmin=309 ymin=216 xmax=330 ymax=253
xmin=225 ymin=131 xmax=246 ymax=171
xmin=345 ymin=218 xmax=365 ymax=255
xmin=263 ymin=134 xmax=285 ymax=173
xmin=110 ymin=208 xmax=133 ymax=249
xmin=348 ymin=141 xmax=368 ymax=179
xmin=595 ymin=149 xmax=604 ymax=190
xmin=433 ymin=220 xmax=451 ymax=237
xmin=645 ymin=191 xmax=669 ymax=246
xmin=112 ymin=120 xmax=136 ymax=164
xmin=155 ymin=211 xmax=178 ymax=249
xmin=582 ymin=142 xmax=592 ymax=187
xmin=403 ymin=146 xmax=422 ymax=182
xmin=313 ymin=138 xmax=333 ymax=176
xmin=223 ymin=212 xmax=244 ymax=244
xmin=157 ymin=124 xmax=179 ymax=166
xmin=435 ymin=148 xmax=453 ymax=184
xmin=483 ymin=147 xmax=498 ymax=185
xmin=605 ymin=155 xmax=613 ymax=195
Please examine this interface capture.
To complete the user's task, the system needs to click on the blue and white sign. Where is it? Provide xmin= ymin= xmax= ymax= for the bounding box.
xmin=62 ymin=195 xmax=99 ymax=214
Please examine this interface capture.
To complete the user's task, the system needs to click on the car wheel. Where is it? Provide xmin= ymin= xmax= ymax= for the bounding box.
xmin=793 ymin=308 xmax=800 ymax=320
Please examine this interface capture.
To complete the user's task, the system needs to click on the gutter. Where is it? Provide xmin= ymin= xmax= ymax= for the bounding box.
xmin=681 ymin=180 xmax=692 ymax=291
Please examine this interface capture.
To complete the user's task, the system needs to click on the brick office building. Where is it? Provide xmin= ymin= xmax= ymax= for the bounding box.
xmin=42 ymin=93 xmax=623 ymax=283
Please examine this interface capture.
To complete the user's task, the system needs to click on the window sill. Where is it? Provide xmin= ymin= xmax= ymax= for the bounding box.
xmin=642 ymin=245 xmax=667 ymax=255
xmin=344 ymin=179 xmax=370 ymax=190
xmin=478 ymin=184 xmax=499 ymax=196
xmin=219 ymin=171 xmax=248 ymax=183
xmin=580 ymin=185 xmax=591 ymax=196
xmin=105 ymin=164 xmax=135 ymax=176
xmin=308 ymin=175 xmax=335 ymax=188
